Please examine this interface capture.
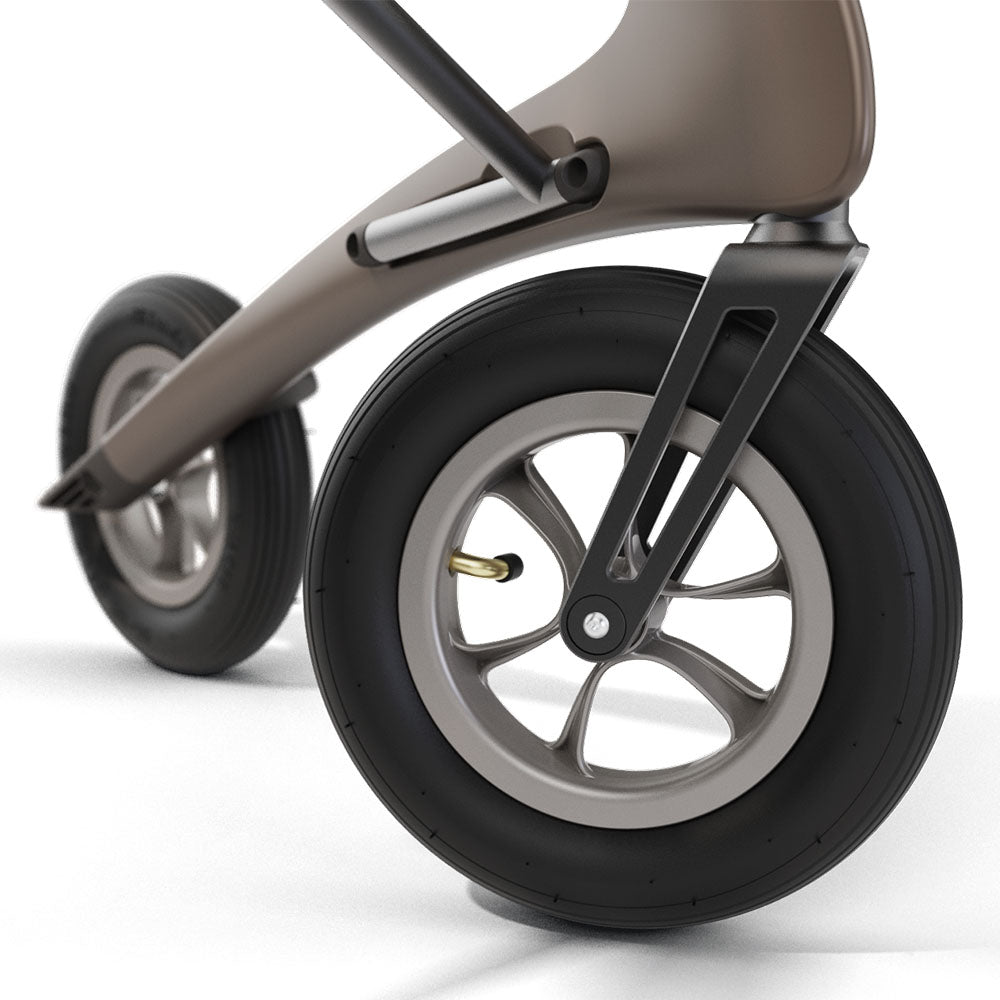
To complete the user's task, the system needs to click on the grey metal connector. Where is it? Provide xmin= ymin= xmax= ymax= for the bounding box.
xmin=350 ymin=147 xmax=609 ymax=265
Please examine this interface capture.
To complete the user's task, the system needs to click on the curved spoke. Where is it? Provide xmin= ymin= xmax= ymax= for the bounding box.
xmin=154 ymin=494 xmax=198 ymax=574
xmin=662 ymin=556 xmax=788 ymax=600
xmin=176 ymin=448 xmax=215 ymax=475
xmin=617 ymin=433 xmax=648 ymax=579
xmin=634 ymin=633 xmax=768 ymax=739
xmin=487 ymin=460 xmax=585 ymax=586
xmin=451 ymin=617 xmax=560 ymax=676
xmin=172 ymin=463 xmax=217 ymax=548
xmin=621 ymin=524 xmax=647 ymax=578
xmin=549 ymin=660 xmax=614 ymax=773
xmin=547 ymin=630 xmax=769 ymax=773
xmin=114 ymin=499 xmax=163 ymax=566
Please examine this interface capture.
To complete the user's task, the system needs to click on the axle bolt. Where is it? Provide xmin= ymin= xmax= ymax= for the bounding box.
xmin=582 ymin=611 xmax=611 ymax=640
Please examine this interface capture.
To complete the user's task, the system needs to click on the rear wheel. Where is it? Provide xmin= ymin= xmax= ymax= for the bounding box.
xmin=306 ymin=267 xmax=960 ymax=927
xmin=62 ymin=275 xmax=311 ymax=675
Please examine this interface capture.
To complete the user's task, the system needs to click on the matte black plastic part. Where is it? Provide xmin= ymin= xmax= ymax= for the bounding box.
xmin=551 ymin=147 xmax=609 ymax=205
xmin=39 ymin=448 xmax=135 ymax=511
xmin=748 ymin=203 xmax=859 ymax=245
xmin=324 ymin=0 xmax=553 ymax=202
xmin=561 ymin=234 xmax=868 ymax=661
xmin=494 ymin=553 xmax=523 ymax=583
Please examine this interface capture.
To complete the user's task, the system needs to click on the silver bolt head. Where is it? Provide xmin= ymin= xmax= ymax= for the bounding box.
xmin=582 ymin=611 xmax=611 ymax=640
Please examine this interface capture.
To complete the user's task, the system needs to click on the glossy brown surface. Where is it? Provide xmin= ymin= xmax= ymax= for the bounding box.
xmin=59 ymin=1 xmax=875 ymax=499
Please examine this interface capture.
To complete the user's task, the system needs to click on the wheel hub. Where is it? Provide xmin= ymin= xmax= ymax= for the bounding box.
xmin=88 ymin=345 xmax=228 ymax=609
xmin=398 ymin=391 xmax=833 ymax=828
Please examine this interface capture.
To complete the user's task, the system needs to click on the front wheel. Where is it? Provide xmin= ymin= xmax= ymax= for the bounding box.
xmin=306 ymin=267 xmax=960 ymax=928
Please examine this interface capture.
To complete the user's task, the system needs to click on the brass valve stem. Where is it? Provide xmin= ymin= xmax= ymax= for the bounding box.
xmin=448 ymin=550 xmax=511 ymax=581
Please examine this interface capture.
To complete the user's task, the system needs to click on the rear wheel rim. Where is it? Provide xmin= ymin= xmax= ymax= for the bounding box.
xmin=398 ymin=391 xmax=833 ymax=829
xmin=89 ymin=344 xmax=227 ymax=609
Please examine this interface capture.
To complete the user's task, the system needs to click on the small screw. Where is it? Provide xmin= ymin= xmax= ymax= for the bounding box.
xmin=583 ymin=611 xmax=610 ymax=639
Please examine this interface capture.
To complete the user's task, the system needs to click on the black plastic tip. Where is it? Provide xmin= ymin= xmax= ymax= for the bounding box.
xmin=552 ymin=146 xmax=609 ymax=205
xmin=345 ymin=226 xmax=382 ymax=267
xmin=494 ymin=553 xmax=524 ymax=582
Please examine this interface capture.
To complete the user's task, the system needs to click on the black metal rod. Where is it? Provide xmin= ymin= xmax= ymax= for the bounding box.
xmin=324 ymin=0 xmax=553 ymax=202
xmin=561 ymin=240 xmax=867 ymax=660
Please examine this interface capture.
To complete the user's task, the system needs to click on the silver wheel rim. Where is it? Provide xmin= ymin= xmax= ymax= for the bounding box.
xmin=399 ymin=391 xmax=833 ymax=829
xmin=89 ymin=345 xmax=227 ymax=609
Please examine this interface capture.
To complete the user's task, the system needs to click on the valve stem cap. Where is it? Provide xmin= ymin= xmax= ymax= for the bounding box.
xmin=494 ymin=553 xmax=524 ymax=582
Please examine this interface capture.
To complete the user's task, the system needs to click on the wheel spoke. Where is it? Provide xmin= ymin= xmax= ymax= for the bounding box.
xmin=549 ymin=660 xmax=614 ymax=772
xmin=451 ymin=618 xmax=560 ymax=675
xmin=617 ymin=433 xmax=655 ymax=578
xmin=154 ymin=494 xmax=198 ymax=574
xmin=621 ymin=525 xmax=646 ymax=578
xmin=114 ymin=498 xmax=163 ymax=566
xmin=173 ymin=461 xmax=217 ymax=548
xmin=487 ymin=460 xmax=585 ymax=586
xmin=616 ymin=433 xmax=736 ymax=583
xmin=634 ymin=633 xmax=767 ymax=739
xmin=662 ymin=555 xmax=788 ymax=600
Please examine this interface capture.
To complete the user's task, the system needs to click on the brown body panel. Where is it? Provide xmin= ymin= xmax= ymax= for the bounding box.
xmin=46 ymin=0 xmax=875 ymax=506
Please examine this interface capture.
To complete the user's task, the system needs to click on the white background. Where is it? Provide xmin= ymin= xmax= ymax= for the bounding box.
xmin=1 ymin=0 xmax=997 ymax=995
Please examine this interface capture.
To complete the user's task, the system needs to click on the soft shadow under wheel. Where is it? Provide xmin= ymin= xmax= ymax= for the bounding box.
xmin=305 ymin=267 xmax=960 ymax=928
xmin=61 ymin=275 xmax=311 ymax=676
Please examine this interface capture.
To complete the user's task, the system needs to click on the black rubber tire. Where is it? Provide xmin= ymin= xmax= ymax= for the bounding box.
xmin=61 ymin=275 xmax=311 ymax=676
xmin=305 ymin=267 xmax=961 ymax=928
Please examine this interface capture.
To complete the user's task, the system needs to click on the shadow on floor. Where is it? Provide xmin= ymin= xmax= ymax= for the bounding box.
xmin=4 ymin=624 xmax=998 ymax=1000
xmin=457 ymin=693 xmax=998 ymax=945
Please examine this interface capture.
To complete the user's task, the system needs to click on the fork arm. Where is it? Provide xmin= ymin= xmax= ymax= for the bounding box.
xmin=560 ymin=222 xmax=867 ymax=661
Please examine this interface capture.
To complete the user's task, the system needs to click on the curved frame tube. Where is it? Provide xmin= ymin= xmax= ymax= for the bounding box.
xmin=42 ymin=0 xmax=874 ymax=510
